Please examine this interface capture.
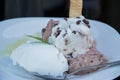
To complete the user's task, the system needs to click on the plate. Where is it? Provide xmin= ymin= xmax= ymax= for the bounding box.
xmin=0 ymin=17 xmax=120 ymax=80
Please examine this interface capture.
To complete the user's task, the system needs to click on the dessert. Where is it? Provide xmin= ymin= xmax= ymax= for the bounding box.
xmin=10 ymin=16 xmax=108 ymax=77
xmin=43 ymin=17 xmax=93 ymax=58
xmin=42 ymin=17 xmax=108 ymax=75
xmin=10 ymin=0 xmax=108 ymax=77
xmin=10 ymin=42 xmax=68 ymax=77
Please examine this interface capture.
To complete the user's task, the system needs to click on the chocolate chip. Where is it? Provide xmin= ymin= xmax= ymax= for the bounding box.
xmin=57 ymin=27 xmax=60 ymax=30
xmin=78 ymin=31 xmax=85 ymax=36
xmin=42 ymin=28 xmax=46 ymax=33
xmin=82 ymin=19 xmax=91 ymax=28
xmin=54 ymin=28 xmax=61 ymax=37
xmin=76 ymin=20 xmax=81 ymax=25
xmin=82 ymin=19 xmax=89 ymax=24
xmin=69 ymin=25 xmax=71 ymax=28
xmin=54 ymin=30 xmax=61 ymax=38
xmin=90 ymin=60 xmax=93 ymax=63
xmin=63 ymin=33 xmax=67 ymax=37
xmin=65 ymin=39 xmax=70 ymax=45
xmin=64 ymin=18 xmax=68 ymax=21
xmin=68 ymin=61 xmax=71 ymax=65
xmin=68 ymin=52 xmax=73 ymax=58
xmin=96 ymin=67 xmax=100 ymax=70
xmin=72 ymin=31 xmax=77 ymax=34
xmin=65 ymin=39 xmax=68 ymax=45
xmin=87 ymin=24 xmax=91 ymax=28
xmin=63 ymin=49 xmax=67 ymax=51
xmin=78 ymin=31 xmax=82 ymax=35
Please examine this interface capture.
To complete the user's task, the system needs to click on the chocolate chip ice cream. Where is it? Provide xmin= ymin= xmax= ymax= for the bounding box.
xmin=42 ymin=16 xmax=108 ymax=75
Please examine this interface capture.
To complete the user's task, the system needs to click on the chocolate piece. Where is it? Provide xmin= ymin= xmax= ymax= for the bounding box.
xmin=72 ymin=31 xmax=77 ymax=34
xmin=42 ymin=28 xmax=46 ymax=33
xmin=63 ymin=33 xmax=67 ymax=37
xmin=82 ymin=19 xmax=91 ymax=28
xmin=87 ymin=24 xmax=91 ymax=28
xmin=69 ymin=25 xmax=71 ymax=28
xmin=82 ymin=19 xmax=89 ymax=24
xmin=64 ymin=18 xmax=68 ymax=21
xmin=63 ymin=49 xmax=67 ymax=51
xmin=78 ymin=31 xmax=86 ymax=37
xmin=76 ymin=20 xmax=81 ymax=25
xmin=54 ymin=28 xmax=61 ymax=38
xmin=65 ymin=39 xmax=70 ymax=45
xmin=68 ymin=52 xmax=73 ymax=58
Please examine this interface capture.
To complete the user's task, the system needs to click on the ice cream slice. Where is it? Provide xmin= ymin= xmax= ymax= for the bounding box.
xmin=43 ymin=16 xmax=93 ymax=58
xmin=10 ymin=42 xmax=68 ymax=77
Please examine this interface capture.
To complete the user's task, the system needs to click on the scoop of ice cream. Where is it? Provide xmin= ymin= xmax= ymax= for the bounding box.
xmin=43 ymin=16 xmax=93 ymax=58
xmin=42 ymin=17 xmax=108 ymax=75
xmin=67 ymin=42 xmax=108 ymax=75
xmin=10 ymin=42 xmax=68 ymax=77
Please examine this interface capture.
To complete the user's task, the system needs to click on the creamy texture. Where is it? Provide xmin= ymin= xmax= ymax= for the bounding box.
xmin=48 ymin=17 xmax=93 ymax=57
xmin=67 ymin=42 xmax=108 ymax=75
xmin=10 ymin=16 xmax=108 ymax=77
xmin=10 ymin=42 xmax=68 ymax=77
xmin=42 ymin=17 xmax=108 ymax=75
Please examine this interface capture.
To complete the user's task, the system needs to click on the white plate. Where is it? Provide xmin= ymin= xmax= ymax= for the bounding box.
xmin=0 ymin=18 xmax=120 ymax=80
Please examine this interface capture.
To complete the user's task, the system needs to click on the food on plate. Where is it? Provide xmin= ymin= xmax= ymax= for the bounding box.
xmin=67 ymin=41 xmax=108 ymax=75
xmin=42 ymin=16 xmax=108 ymax=75
xmin=10 ymin=0 xmax=107 ymax=77
xmin=43 ymin=16 xmax=93 ymax=58
xmin=10 ymin=42 xmax=68 ymax=77
xmin=10 ymin=16 xmax=108 ymax=77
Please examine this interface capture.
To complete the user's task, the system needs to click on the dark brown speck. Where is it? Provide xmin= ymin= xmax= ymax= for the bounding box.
xmin=87 ymin=24 xmax=91 ymax=28
xmin=76 ymin=20 xmax=81 ymax=25
xmin=65 ymin=39 xmax=70 ymax=45
xmin=83 ymin=19 xmax=89 ymax=24
xmin=63 ymin=33 xmax=67 ymax=37
xmin=54 ymin=28 xmax=61 ymax=37
xmin=42 ymin=28 xmax=46 ymax=33
xmin=53 ymin=21 xmax=59 ymax=27
xmin=64 ymin=18 xmax=68 ymax=21
xmin=72 ymin=31 xmax=77 ymax=34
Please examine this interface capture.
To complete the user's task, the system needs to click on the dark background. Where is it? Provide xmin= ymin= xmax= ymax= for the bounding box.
xmin=0 ymin=0 xmax=120 ymax=80
xmin=0 ymin=0 xmax=120 ymax=34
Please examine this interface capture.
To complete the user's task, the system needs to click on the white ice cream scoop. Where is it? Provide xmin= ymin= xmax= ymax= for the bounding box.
xmin=48 ymin=17 xmax=93 ymax=58
xmin=10 ymin=42 xmax=68 ymax=77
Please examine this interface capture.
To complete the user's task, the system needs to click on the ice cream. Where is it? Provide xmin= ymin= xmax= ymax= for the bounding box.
xmin=10 ymin=16 xmax=107 ymax=77
xmin=10 ymin=42 xmax=68 ymax=77
xmin=42 ymin=16 xmax=108 ymax=75
xmin=67 ymin=42 xmax=108 ymax=75
xmin=43 ymin=16 xmax=93 ymax=58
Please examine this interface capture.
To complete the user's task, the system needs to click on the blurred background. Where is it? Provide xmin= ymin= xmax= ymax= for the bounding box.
xmin=0 ymin=0 xmax=120 ymax=33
